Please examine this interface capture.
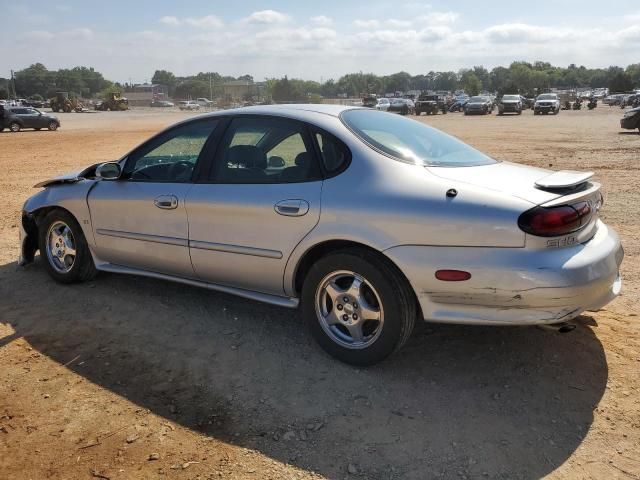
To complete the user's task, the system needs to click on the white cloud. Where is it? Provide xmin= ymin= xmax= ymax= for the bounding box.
xmin=310 ymin=15 xmax=333 ymax=27
xmin=386 ymin=19 xmax=413 ymax=28
xmin=244 ymin=10 xmax=289 ymax=25
xmin=159 ymin=15 xmax=223 ymax=28
xmin=416 ymin=11 xmax=459 ymax=25
xmin=354 ymin=19 xmax=380 ymax=28
xmin=185 ymin=15 xmax=224 ymax=28
xmin=160 ymin=16 xmax=181 ymax=26
xmin=60 ymin=28 xmax=94 ymax=39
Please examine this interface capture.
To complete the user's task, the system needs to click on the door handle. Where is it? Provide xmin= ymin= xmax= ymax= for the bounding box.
xmin=154 ymin=194 xmax=179 ymax=210
xmin=274 ymin=199 xmax=309 ymax=217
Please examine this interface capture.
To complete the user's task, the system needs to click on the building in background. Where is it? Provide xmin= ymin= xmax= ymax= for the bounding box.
xmin=222 ymin=80 xmax=266 ymax=102
xmin=126 ymin=83 xmax=169 ymax=106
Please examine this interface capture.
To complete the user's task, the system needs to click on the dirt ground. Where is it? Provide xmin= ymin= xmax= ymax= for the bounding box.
xmin=0 ymin=107 xmax=638 ymax=480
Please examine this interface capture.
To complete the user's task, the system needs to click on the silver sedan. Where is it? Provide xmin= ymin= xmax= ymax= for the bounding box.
xmin=19 ymin=105 xmax=623 ymax=365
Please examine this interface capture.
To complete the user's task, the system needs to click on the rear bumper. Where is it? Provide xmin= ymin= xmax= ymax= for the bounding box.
xmin=384 ymin=221 xmax=623 ymax=325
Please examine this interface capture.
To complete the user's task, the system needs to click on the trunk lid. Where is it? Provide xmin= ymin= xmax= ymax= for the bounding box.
xmin=427 ymin=162 xmax=567 ymax=205
xmin=427 ymin=162 xmax=603 ymax=244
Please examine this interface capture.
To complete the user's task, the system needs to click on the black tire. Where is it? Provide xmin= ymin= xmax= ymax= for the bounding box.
xmin=302 ymin=249 xmax=416 ymax=366
xmin=48 ymin=121 xmax=58 ymax=131
xmin=38 ymin=209 xmax=97 ymax=284
xmin=9 ymin=122 xmax=21 ymax=132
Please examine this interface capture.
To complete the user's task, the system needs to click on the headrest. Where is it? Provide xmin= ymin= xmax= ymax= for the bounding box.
xmin=294 ymin=152 xmax=311 ymax=168
xmin=268 ymin=156 xmax=285 ymax=168
xmin=227 ymin=145 xmax=267 ymax=170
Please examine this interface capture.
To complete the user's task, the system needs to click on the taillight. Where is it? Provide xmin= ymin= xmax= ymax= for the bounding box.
xmin=518 ymin=202 xmax=592 ymax=237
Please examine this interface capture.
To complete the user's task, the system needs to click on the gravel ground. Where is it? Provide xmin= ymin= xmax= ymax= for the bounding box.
xmin=1 ymin=106 xmax=638 ymax=480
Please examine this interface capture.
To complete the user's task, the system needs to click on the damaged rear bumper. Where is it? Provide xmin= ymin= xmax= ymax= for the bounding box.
xmin=384 ymin=221 xmax=623 ymax=325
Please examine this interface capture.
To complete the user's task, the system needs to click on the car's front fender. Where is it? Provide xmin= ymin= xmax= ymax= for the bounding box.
xmin=20 ymin=180 xmax=98 ymax=264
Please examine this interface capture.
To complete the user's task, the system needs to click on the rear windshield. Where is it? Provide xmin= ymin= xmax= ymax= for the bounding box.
xmin=341 ymin=109 xmax=497 ymax=167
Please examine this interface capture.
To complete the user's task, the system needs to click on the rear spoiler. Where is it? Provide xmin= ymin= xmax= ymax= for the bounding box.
xmin=535 ymin=170 xmax=594 ymax=191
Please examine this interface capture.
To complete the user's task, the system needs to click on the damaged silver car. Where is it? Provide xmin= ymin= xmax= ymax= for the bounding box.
xmin=19 ymin=105 xmax=623 ymax=365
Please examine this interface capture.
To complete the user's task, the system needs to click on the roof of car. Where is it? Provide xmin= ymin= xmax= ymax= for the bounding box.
xmin=206 ymin=104 xmax=358 ymax=118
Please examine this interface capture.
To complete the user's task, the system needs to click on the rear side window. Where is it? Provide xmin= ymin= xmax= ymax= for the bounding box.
xmin=210 ymin=116 xmax=322 ymax=184
xmin=314 ymin=130 xmax=351 ymax=174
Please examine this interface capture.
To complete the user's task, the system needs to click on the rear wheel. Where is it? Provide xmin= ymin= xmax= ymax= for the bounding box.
xmin=9 ymin=122 xmax=21 ymax=132
xmin=302 ymin=250 xmax=416 ymax=366
xmin=38 ymin=210 xmax=97 ymax=284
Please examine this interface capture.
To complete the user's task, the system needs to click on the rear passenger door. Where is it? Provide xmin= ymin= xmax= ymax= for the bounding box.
xmin=186 ymin=115 xmax=323 ymax=296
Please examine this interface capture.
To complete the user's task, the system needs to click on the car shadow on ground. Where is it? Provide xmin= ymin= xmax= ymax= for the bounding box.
xmin=0 ymin=258 xmax=608 ymax=479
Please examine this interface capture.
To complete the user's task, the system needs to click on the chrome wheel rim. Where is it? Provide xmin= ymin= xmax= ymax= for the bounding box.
xmin=315 ymin=270 xmax=384 ymax=350
xmin=45 ymin=221 xmax=77 ymax=274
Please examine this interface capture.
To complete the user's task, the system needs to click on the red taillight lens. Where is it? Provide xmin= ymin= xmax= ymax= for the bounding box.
xmin=518 ymin=202 xmax=592 ymax=237
xmin=435 ymin=270 xmax=472 ymax=281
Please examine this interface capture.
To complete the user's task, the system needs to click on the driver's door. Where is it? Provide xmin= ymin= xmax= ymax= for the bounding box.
xmin=88 ymin=118 xmax=220 ymax=277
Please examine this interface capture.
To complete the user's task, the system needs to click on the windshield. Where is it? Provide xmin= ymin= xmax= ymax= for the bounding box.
xmin=502 ymin=95 xmax=519 ymax=101
xmin=341 ymin=109 xmax=496 ymax=167
xmin=469 ymin=96 xmax=484 ymax=102
xmin=537 ymin=94 xmax=556 ymax=100
xmin=378 ymin=99 xmax=389 ymax=104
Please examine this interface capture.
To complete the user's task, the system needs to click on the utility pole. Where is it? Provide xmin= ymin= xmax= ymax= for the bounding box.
xmin=209 ymin=74 xmax=213 ymax=103
xmin=10 ymin=69 xmax=17 ymax=99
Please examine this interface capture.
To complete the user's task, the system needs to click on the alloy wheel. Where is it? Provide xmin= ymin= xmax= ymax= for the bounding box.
xmin=315 ymin=270 xmax=384 ymax=349
xmin=45 ymin=221 xmax=77 ymax=274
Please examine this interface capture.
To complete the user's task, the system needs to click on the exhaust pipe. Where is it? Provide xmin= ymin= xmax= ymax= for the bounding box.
xmin=538 ymin=322 xmax=576 ymax=333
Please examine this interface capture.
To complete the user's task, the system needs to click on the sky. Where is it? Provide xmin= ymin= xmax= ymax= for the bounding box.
xmin=2 ymin=1 xmax=639 ymax=83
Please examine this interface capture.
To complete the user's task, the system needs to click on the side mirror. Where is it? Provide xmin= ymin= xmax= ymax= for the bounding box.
xmin=96 ymin=162 xmax=121 ymax=180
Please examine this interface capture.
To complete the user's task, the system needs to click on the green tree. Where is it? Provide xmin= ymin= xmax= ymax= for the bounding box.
xmin=152 ymin=70 xmax=178 ymax=95
xmin=174 ymin=79 xmax=209 ymax=99
xmin=434 ymin=71 xmax=458 ymax=91
xmin=14 ymin=63 xmax=54 ymax=97
xmin=609 ymin=71 xmax=634 ymax=92
xmin=460 ymin=71 xmax=482 ymax=95
xmin=625 ymin=64 xmax=640 ymax=87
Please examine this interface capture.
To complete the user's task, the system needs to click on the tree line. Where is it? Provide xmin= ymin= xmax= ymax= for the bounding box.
xmin=269 ymin=62 xmax=640 ymax=100
xmin=2 ymin=61 xmax=639 ymax=102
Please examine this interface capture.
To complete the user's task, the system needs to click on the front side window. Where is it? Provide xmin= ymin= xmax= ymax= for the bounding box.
xmin=211 ymin=117 xmax=321 ymax=184
xmin=124 ymin=119 xmax=218 ymax=182
xmin=341 ymin=109 xmax=496 ymax=167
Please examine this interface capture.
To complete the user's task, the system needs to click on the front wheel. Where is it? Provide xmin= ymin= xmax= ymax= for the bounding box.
xmin=302 ymin=250 xmax=416 ymax=366
xmin=38 ymin=210 xmax=97 ymax=284
xmin=48 ymin=121 xmax=58 ymax=131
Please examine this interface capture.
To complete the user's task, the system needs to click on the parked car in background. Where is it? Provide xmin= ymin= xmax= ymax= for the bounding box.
xmin=151 ymin=100 xmax=174 ymax=108
xmin=534 ymin=94 xmax=561 ymax=115
xmin=415 ymin=94 xmax=447 ymax=115
xmin=375 ymin=98 xmax=390 ymax=111
xmin=464 ymin=96 xmax=493 ymax=115
xmin=178 ymin=101 xmax=200 ymax=111
xmin=1 ymin=106 xmax=60 ymax=132
xmin=620 ymin=106 xmax=640 ymax=132
xmin=388 ymin=98 xmax=413 ymax=115
xmin=19 ymin=104 xmax=623 ymax=365
xmin=196 ymin=98 xmax=214 ymax=108
xmin=603 ymin=94 xmax=624 ymax=106
xmin=497 ymin=95 xmax=523 ymax=115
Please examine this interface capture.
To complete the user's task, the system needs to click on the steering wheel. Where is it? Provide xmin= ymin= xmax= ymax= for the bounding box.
xmin=169 ymin=161 xmax=194 ymax=180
